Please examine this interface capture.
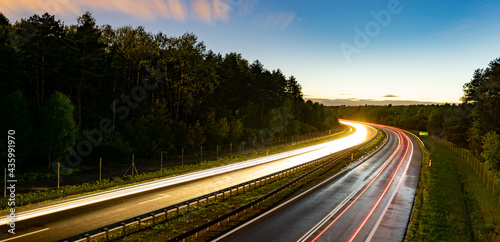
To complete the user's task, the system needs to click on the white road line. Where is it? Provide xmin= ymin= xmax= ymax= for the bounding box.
xmin=215 ymin=177 xmax=232 ymax=184
xmin=138 ymin=195 xmax=170 ymax=205
xmin=0 ymin=228 xmax=49 ymax=242
xmin=297 ymin=129 xmax=400 ymax=242
xmin=366 ymin=134 xmax=415 ymax=241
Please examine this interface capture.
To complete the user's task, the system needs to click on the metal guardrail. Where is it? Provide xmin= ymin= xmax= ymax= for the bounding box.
xmin=63 ymin=129 xmax=385 ymax=242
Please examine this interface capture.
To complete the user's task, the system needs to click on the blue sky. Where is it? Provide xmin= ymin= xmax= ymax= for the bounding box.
xmin=3 ymin=0 xmax=500 ymax=104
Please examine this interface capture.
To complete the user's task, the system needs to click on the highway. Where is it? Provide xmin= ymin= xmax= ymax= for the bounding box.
xmin=0 ymin=121 xmax=373 ymax=241
xmin=214 ymin=124 xmax=422 ymax=242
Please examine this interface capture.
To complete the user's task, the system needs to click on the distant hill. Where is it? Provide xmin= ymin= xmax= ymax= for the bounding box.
xmin=308 ymin=98 xmax=453 ymax=106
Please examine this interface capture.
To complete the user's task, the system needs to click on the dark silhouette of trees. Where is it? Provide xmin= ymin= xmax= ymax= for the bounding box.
xmin=1 ymin=12 xmax=339 ymax=166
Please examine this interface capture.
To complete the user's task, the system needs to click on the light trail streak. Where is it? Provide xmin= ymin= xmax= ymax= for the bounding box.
xmin=309 ymin=129 xmax=403 ymax=242
xmin=0 ymin=121 xmax=369 ymax=225
xmin=366 ymin=132 xmax=414 ymax=241
xmin=348 ymin=129 xmax=410 ymax=242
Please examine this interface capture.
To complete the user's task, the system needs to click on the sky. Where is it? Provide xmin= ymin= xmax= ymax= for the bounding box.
xmin=2 ymin=0 xmax=500 ymax=105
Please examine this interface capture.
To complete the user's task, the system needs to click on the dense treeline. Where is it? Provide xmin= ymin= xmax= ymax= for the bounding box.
xmin=330 ymin=57 xmax=500 ymax=177
xmin=0 ymin=12 xmax=339 ymax=168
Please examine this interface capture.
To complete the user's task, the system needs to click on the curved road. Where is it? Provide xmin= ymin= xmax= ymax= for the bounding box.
xmin=214 ymin=124 xmax=422 ymax=242
xmin=0 ymin=121 xmax=373 ymax=241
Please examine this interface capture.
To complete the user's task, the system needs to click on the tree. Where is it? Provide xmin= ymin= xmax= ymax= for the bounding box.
xmin=482 ymin=131 xmax=500 ymax=178
xmin=0 ymin=14 xmax=26 ymax=97
xmin=204 ymin=112 xmax=230 ymax=148
xmin=131 ymin=100 xmax=174 ymax=156
xmin=15 ymin=13 xmax=67 ymax=106
xmin=68 ymin=12 xmax=106 ymax=132
xmin=462 ymin=58 xmax=500 ymax=154
xmin=229 ymin=119 xmax=244 ymax=143
xmin=0 ymin=91 xmax=33 ymax=163
xmin=39 ymin=92 xmax=77 ymax=167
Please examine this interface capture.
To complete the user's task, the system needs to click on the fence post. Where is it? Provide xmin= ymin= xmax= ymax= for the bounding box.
xmin=216 ymin=145 xmax=218 ymax=160
xmin=57 ymin=161 xmax=60 ymax=189
xmin=182 ymin=149 xmax=184 ymax=166
xmin=484 ymin=165 xmax=486 ymax=184
xmin=99 ymin=157 xmax=102 ymax=182
xmin=160 ymin=151 xmax=163 ymax=170
xmin=4 ymin=168 xmax=6 ymax=198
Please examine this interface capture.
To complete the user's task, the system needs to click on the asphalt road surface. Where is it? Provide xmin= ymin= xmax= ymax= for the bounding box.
xmin=214 ymin=124 xmax=422 ymax=242
xmin=0 ymin=121 xmax=373 ymax=241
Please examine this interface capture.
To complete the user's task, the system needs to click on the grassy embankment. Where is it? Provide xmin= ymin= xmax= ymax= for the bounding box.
xmin=0 ymin=126 xmax=352 ymax=212
xmin=407 ymin=136 xmax=500 ymax=241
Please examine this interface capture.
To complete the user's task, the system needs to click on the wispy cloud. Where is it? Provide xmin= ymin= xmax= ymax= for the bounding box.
xmin=435 ymin=22 xmax=472 ymax=37
xmin=382 ymin=94 xmax=399 ymax=98
xmin=255 ymin=12 xmax=295 ymax=30
xmin=0 ymin=0 xmax=259 ymax=23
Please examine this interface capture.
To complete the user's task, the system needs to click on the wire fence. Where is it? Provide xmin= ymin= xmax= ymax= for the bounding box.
xmin=443 ymin=140 xmax=500 ymax=204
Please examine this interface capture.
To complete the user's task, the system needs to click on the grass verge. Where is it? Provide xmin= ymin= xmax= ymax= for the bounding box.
xmin=406 ymin=136 xmax=499 ymax=241
xmin=0 ymin=126 xmax=352 ymax=212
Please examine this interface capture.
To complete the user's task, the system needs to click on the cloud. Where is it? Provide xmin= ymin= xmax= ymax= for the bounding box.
xmin=192 ymin=0 xmax=212 ymax=23
xmin=382 ymin=94 xmax=398 ymax=98
xmin=255 ymin=12 xmax=295 ymax=30
xmin=435 ymin=23 xmax=472 ymax=37
xmin=0 ymin=0 xmax=262 ymax=23
xmin=0 ymin=0 xmax=189 ymax=21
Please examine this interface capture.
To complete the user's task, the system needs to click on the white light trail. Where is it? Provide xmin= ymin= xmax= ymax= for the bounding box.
xmin=0 ymin=121 xmax=369 ymax=225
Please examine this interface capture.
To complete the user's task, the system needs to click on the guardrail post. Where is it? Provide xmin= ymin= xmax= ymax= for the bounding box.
xmin=121 ymin=222 xmax=126 ymax=235
xmin=163 ymin=209 xmax=168 ymax=219
xmin=136 ymin=217 xmax=141 ymax=229
xmin=84 ymin=233 xmax=90 ymax=241
xmin=103 ymin=228 xmax=109 ymax=241
xmin=150 ymin=213 xmax=155 ymax=224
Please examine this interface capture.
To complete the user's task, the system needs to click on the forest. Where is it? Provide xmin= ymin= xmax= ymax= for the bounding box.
xmin=0 ymin=12 xmax=340 ymax=171
xmin=330 ymin=57 xmax=500 ymax=178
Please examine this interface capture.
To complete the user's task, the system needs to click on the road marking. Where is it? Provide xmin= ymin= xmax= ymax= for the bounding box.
xmin=348 ymin=130 xmax=410 ymax=242
xmin=302 ymin=128 xmax=402 ymax=242
xmin=138 ymin=195 xmax=170 ymax=205
xmin=0 ymin=228 xmax=49 ymax=242
xmin=215 ymin=177 xmax=232 ymax=184
xmin=366 ymin=134 xmax=415 ymax=241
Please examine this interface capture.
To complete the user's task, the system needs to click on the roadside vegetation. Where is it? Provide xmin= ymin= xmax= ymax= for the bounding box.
xmin=406 ymin=136 xmax=499 ymax=241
